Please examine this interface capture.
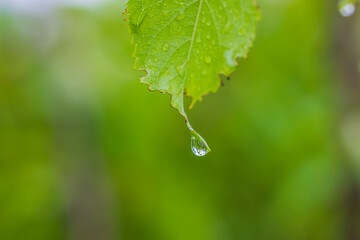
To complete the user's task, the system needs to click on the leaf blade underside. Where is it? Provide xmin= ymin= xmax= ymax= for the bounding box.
xmin=126 ymin=0 xmax=260 ymax=119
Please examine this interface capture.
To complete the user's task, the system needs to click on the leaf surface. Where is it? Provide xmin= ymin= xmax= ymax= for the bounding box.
xmin=126 ymin=0 xmax=260 ymax=120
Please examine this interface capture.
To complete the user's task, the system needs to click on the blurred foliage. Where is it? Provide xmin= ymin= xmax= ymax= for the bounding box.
xmin=0 ymin=0 xmax=359 ymax=239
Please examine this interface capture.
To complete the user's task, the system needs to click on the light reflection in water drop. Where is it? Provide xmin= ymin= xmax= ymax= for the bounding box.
xmin=339 ymin=3 xmax=356 ymax=17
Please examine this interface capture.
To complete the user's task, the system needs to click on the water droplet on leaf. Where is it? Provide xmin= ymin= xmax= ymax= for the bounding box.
xmin=190 ymin=131 xmax=210 ymax=157
xmin=204 ymin=55 xmax=212 ymax=64
xmin=238 ymin=26 xmax=246 ymax=35
xmin=162 ymin=44 xmax=169 ymax=51
xmin=177 ymin=13 xmax=184 ymax=20
xmin=223 ymin=22 xmax=232 ymax=34
xmin=149 ymin=66 xmax=158 ymax=75
xmin=339 ymin=3 xmax=356 ymax=17
xmin=176 ymin=64 xmax=186 ymax=77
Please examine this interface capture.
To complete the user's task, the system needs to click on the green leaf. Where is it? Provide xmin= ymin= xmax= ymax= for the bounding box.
xmin=126 ymin=0 xmax=260 ymax=154
xmin=126 ymin=0 xmax=260 ymax=114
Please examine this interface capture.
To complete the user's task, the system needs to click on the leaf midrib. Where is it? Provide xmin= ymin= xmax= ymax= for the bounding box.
xmin=183 ymin=0 xmax=203 ymax=91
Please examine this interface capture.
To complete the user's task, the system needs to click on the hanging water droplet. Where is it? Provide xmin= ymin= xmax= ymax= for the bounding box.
xmin=190 ymin=131 xmax=210 ymax=157
xmin=204 ymin=55 xmax=212 ymax=64
xmin=339 ymin=3 xmax=356 ymax=17
xmin=184 ymin=114 xmax=211 ymax=157
xmin=162 ymin=44 xmax=169 ymax=51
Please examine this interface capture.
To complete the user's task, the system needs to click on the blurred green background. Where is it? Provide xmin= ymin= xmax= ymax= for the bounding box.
xmin=1 ymin=0 xmax=360 ymax=239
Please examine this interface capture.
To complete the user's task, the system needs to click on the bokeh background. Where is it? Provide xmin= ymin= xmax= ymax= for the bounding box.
xmin=1 ymin=0 xmax=360 ymax=239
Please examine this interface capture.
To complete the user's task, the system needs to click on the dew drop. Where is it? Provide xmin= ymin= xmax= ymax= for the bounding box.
xmin=177 ymin=13 xmax=184 ymax=20
xmin=162 ymin=44 xmax=169 ymax=51
xmin=223 ymin=22 xmax=232 ymax=34
xmin=339 ymin=3 xmax=355 ymax=17
xmin=238 ymin=26 xmax=246 ymax=35
xmin=176 ymin=64 xmax=186 ymax=77
xmin=190 ymin=131 xmax=210 ymax=157
xmin=148 ymin=66 xmax=158 ymax=75
xmin=204 ymin=55 xmax=212 ymax=64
